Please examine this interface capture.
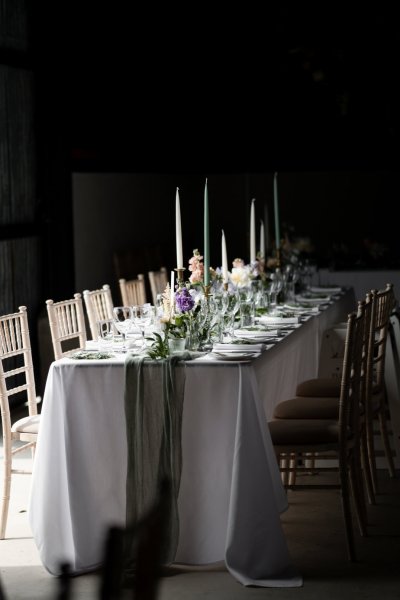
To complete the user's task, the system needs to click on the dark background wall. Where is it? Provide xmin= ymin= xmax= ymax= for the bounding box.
xmin=1 ymin=1 xmax=398 ymax=392
xmin=72 ymin=170 xmax=398 ymax=304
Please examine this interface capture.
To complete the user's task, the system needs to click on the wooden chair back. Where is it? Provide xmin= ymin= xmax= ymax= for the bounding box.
xmin=148 ymin=268 xmax=168 ymax=306
xmin=0 ymin=306 xmax=39 ymax=538
xmin=83 ymin=284 xmax=114 ymax=340
xmin=119 ymin=275 xmax=147 ymax=306
xmin=269 ymin=302 xmax=369 ymax=561
xmin=46 ymin=293 xmax=87 ymax=360
xmin=369 ymin=283 xmax=396 ymax=395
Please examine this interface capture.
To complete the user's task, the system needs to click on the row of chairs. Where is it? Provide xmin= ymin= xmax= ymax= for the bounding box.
xmin=121 ymin=268 xmax=168 ymax=307
xmin=267 ymin=283 xmax=397 ymax=561
xmin=0 ymin=268 xmax=168 ymax=539
xmin=47 ymin=268 xmax=168 ymax=360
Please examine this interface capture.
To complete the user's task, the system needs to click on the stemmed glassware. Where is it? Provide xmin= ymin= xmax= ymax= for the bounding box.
xmin=282 ymin=264 xmax=300 ymax=304
xmin=132 ymin=304 xmax=154 ymax=349
xmin=113 ymin=306 xmax=133 ymax=351
xmin=222 ymin=290 xmax=240 ymax=340
xmin=197 ymin=296 xmax=219 ymax=351
xmin=97 ymin=319 xmax=115 ymax=351
xmin=298 ymin=259 xmax=317 ymax=291
xmin=267 ymin=269 xmax=284 ymax=314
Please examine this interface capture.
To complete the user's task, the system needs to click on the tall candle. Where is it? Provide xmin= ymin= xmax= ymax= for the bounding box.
xmin=175 ymin=187 xmax=183 ymax=268
xmin=221 ymin=229 xmax=228 ymax=283
xmin=250 ymin=198 xmax=256 ymax=263
xmin=264 ymin=204 xmax=269 ymax=255
xmin=273 ymin=172 xmax=281 ymax=250
xmin=170 ymin=270 xmax=175 ymax=314
xmin=204 ymin=179 xmax=210 ymax=286
xmin=260 ymin=219 xmax=265 ymax=258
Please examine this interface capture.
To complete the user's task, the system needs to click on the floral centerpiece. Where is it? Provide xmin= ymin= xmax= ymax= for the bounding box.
xmin=188 ymin=249 xmax=221 ymax=291
xmin=146 ymin=282 xmax=199 ymax=357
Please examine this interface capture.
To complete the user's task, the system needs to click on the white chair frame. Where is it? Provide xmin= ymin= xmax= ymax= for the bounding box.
xmin=148 ymin=267 xmax=168 ymax=306
xmin=119 ymin=275 xmax=147 ymax=306
xmin=46 ymin=293 xmax=87 ymax=360
xmin=0 ymin=306 xmax=40 ymax=539
xmin=83 ymin=284 xmax=114 ymax=340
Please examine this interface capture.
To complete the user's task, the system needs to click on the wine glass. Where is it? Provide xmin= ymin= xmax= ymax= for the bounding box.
xmin=200 ymin=296 xmax=223 ymax=350
xmin=132 ymin=304 xmax=154 ymax=349
xmin=113 ymin=306 xmax=133 ymax=351
xmin=223 ymin=291 xmax=240 ymax=339
xmin=282 ymin=264 xmax=300 ymax=304
xmin=268 ymin=269 xmax=283 ymax=314
xmin=97 ymin=319 xmax=115 ymax=351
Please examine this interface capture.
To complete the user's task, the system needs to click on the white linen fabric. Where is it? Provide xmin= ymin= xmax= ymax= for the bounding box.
xmin=309 ymin=285 xmax=342 ymax=294
xmin=28 ymin=288 xmax=356 ymax=586
xmin=258 ymin=316 xmax=300 ymax=325
xmin=212 ymin=343 xmax=265 ymax=353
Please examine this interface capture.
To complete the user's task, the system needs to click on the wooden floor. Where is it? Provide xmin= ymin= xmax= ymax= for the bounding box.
xmin=1 ymin=437 xmax=400 ymax=600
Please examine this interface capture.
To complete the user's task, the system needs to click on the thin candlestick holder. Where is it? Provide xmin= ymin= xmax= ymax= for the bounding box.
xmin=203 ymin=284 xmax=211 ymax=299
xmin=276 ymin=247 xmax=281 ymax=269
xmin=175 ymin=267 xmax=186 ymax=288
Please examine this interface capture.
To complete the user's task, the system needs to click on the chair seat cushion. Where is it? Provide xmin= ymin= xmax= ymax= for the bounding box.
xmin=11 ymin=414 xmax=40 ymax=434
xmin=273 ymin=396 xmax=339 ymax=420
xmin=296 ymin=378 xmax=341 ymax=397
xmin=268 ymin=418 xmax=340 ymax=445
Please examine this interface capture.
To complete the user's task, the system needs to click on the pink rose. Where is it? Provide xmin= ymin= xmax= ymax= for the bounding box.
xmin=232 ymin=258 xmax=245 ymax=268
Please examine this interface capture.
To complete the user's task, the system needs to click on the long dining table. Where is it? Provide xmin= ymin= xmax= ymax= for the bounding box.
xmin=28 ymin=287 xmax=356 ymax=587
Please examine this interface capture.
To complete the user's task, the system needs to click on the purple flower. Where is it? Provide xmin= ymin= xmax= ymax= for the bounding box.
xmin=175 ymin=288 xmax=195 ymax=313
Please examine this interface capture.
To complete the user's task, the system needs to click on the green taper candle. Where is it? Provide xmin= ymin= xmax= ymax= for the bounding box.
xmin=204 ymin=179 xmax=210 ymax=286
xmin=274 ymin=172 xmax=281 ymax=250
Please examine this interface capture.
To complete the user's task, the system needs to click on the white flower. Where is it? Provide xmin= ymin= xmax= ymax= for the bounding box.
xmin=230 ymin=266 xmax=252 ymax=288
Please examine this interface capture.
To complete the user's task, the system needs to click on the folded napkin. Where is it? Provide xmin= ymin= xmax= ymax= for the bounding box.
xmin=85 ymin=340 xmax=99 ymax=351
xmin=234 ymin=328 xmax=279 ymax=338
xmin=309 ymin=285 xmax=342 ymax=294
xmin=283 ymin=304 xmax=319 ymax=314
xmin=213 ymin=342 xmax=264 ymax=353
xmin=295 ymin=295 xmax=331 ymax=305
xmin=258 ymin=315 xmax=300 ymax=324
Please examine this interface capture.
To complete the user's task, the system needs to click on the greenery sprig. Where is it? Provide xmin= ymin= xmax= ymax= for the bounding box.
xmin=145 ymin=333 xmax=169 ymax=359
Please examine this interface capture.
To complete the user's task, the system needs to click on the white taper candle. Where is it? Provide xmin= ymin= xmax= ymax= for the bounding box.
xmin=250 ymin=198 xmax=256 ymax=263
xmin=221 ymin=229 xmax=228 ymax=283
xmin=175 ymin=187 xmax=183 ymax=269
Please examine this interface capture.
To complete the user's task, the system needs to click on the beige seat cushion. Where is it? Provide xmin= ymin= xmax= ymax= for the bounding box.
xmin=11 ymin=414 xmax=40 ymax=434
xmin=273 ymin=396 xmax=339 ymax=420
xmin=268 ymin=418 xmax=340 ymax=445
xmin=296 ymin=378 xmax=341 ymax=397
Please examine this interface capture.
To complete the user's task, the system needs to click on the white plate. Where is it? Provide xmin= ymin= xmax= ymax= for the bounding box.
xmin=296 ymin=295 xmax=330 ymax=304
xmin=211 ymin=351 xmax=258 ymax=361
xmin=234 ymin=329 xmax=278 ymax=338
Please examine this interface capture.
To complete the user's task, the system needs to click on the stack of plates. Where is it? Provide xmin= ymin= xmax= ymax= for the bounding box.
xmin=210 ymin=351 xmax=260 ymax=361
xmin=309 ymin=285 xmax=342 ymax=294
xmin=295 ymin=294 xmax=331 ymax=305
xmin=258 ymin=315 xmax=300 ymax=325
xmin=234 ymin=328 xmax=279 ymax=341
xmin=213 ymin=342 xmax=264 ymax=353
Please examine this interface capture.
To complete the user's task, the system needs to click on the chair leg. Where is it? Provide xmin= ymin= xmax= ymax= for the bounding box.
xmin=377 ymin=404 xmax=396 ymax=478
xmin=288 ymin=453 xmax=297 ymax=486
xmin=361 ymin=429 xmax=375 ymax=505
xmin=339 ymin=459 xmax=357 ymax=562
xmin=280 ymin=454 xmax=290 ymax=486
xmin=366 ymin=415 xmax=379 ymax=495
xmin=350 ymin=451 xmax=368 ymax=536
xmin=1 ymin=439 xmax=12 ymax=540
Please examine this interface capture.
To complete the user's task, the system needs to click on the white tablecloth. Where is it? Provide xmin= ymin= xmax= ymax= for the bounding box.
xmin=28 ymin=288 xmax=356 ymax=586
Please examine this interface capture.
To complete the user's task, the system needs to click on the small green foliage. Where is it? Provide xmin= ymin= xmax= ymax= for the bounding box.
xmin=146 ymin=333 xmax=169 ymax=359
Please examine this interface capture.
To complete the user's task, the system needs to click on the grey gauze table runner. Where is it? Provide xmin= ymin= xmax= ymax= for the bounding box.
xmin=123 ymin=352 xmax=191 ymax=580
